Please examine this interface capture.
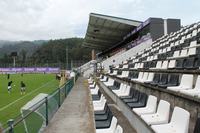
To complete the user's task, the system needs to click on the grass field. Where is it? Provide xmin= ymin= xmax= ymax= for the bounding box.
xmin=0 ymin=73 xmax=59 ymax=126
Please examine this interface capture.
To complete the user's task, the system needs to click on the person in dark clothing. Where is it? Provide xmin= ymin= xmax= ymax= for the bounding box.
xmin=20 ymin=81 xmax=26 ymax=95
xmin=7 ymin=74 xmax=10 ymax=80
xmin=8 ymin=81 xmax=13 ymax=93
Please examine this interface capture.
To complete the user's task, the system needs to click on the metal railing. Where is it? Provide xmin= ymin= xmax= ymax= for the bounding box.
xmin=2 ymin=75 xmax=77 ymax=133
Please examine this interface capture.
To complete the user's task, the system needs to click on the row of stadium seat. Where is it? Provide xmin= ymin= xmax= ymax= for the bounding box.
xmin=107 ymin=70 xmax=200 ymax=97
xmin=87 ymin=77 xmax=123 ymax=133
xmin=99 ymin=76 xmax=200 ymax=133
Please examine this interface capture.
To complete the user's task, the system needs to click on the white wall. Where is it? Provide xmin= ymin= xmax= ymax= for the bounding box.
xmin=102 ymin=39 xmax=152 ymax=71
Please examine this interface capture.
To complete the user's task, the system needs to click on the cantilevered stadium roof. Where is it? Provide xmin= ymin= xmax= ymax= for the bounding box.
xmin=83 ymin=13 xmax=142 ymax=51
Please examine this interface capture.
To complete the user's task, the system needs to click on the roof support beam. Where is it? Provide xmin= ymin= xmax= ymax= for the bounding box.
xmin=86 ymin=33 xmax=120 ymax=42
xmin=89 ymin=24 xmax=131 ymax=32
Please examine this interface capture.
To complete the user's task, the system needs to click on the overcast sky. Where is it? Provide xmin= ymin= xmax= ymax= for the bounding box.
xmin=0 ymin=0 xmax=199 ymax=41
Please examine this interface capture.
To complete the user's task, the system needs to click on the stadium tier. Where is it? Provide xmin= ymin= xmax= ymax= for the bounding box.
xmin=80 ymin=13 xmax=200 ymax=133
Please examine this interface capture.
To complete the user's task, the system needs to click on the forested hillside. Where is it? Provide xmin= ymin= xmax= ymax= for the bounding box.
xmin=0 ymin=38 xmax=91 ymax=68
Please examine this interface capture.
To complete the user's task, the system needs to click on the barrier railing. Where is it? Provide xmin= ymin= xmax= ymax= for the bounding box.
xmin=2 ymin=75 xmax=77 ymax=133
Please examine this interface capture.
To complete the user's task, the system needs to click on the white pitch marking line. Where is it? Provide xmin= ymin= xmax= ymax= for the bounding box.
xmin=0 ymin=80 xmax=55 ymax=111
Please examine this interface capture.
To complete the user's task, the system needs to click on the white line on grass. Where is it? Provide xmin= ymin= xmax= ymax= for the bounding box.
xmin=0 ymin=80 xmax=55 ymax=111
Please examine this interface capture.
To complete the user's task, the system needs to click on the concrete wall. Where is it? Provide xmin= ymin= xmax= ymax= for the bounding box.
xmin=167 ymin=19 xmax=181 ymax=34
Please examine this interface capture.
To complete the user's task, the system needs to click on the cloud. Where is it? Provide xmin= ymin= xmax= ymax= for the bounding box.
xmin=0 ymin=0 xmax=199 ymax=40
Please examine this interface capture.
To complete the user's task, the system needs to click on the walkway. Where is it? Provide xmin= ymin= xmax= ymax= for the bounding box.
xmin=44 ymin=77 xmax=95 ymax=133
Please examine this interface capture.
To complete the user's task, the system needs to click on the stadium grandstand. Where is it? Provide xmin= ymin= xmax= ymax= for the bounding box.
xmin=78 ymin=13 xmax=200 ymax=133
xmin=1 ymin=12 xmax=200 ymax=133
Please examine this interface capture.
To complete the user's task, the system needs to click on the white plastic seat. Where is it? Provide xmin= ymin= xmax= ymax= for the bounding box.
xmin=96 ymin=116 xmax=118 ymax=133
xmin=90 ymin=85 xmax=99 ymax=95
xmin=115 ymin=85 xmax=130 ymax=97
xmin=122 ymin=64 xmax=128 ymax=69
xmin=118 ymin=71 xmax=129 ymax=78
xmin=104 ymin=78 xmax=115 ymax=87
xmin=114 ymin=125 xmax=123 ymax=133
xmin=167 ymin=74 xmax=193 ymax=92
xmin=100 ymin=76 xmax=107 ymax=82
xmin=93 ymin=98 xmax=107 ymax=111
xmin=190 ymin=40 xmax=197 ymax=47
xmin=88 ymin=77 xmax=93 ymax=83
xmin=93 ymin=96 xmax=105 ymax=105
xmin=180 ymin=75 xmax=200 ymax=96
xmin=139 ymin=63 xmax=144 ymax=68
xmin=117 ymin=71 xmax=126 ymax=78
xmin=113 ymin=84 xmax=126 ymax=95
xmin=141 ymin=100 xmax=170 ymax=125
xmin=89 ymin=82 xmax=96 ymax=88
xmin=173 ymin=50 xmax=180 ymax=58
xmin=188 ymin=47 xmax=196 ymax=55
xmin=168 ymin=60 xmax=176 ymax=68
xmin=151 ymin=107 xmax=190 ymax=133
xmin=151 ymin=61 xmax=162 ymax=69
xmin=123 ymin=71 xmax=129 ymax=78
xmin=133 ymin=95 xmax=157 ymax=116
xmin=161 ymin=60 xmax=168 ymax=69
xmin=110 ymin=70 xmax=117 ymax=76
xmin=137 ymin=72 xmax=149 ymax=82
xmin=180 ymin=49 xmax=188 ymax=57
xmin=140 ymin=73 xmax=154 ymax=83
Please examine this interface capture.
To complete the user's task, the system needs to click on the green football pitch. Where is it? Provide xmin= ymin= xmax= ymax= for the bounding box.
xmin=0 ymin=73 xmax=59 ymax=126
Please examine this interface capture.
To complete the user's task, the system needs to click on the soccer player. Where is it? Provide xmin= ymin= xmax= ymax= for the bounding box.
xmin=8 ymin=81 xmax=13 ymax=93
xmin=7 ymin=74 xmax=10 ymax=79
xmin=20 ymin=81 xmax=26 ymax=95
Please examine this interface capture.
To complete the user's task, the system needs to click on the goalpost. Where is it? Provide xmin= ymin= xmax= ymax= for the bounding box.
xmin=21 ymin=92 xmax=59 ymax=133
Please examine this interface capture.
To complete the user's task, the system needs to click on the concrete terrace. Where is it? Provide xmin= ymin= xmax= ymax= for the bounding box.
xmin=44 ymin=77 xmax=95 ymax=133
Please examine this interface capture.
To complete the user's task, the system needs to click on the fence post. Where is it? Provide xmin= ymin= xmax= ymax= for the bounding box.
xmin=45 ymin=97 xmax=48 ymax=126
xmin=7 ymin=119 xmax=14 ymax=133
xmin=58 ymin=89 xmax=61 ymax=107
xmin=64 ymin=84 xmax=67 ymax=98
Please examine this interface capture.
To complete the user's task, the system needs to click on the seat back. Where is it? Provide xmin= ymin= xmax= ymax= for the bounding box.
xmin=188 ymin=47 xmax=196 ymax=55
xmin=142 ymin=72 xmax=149 ymax=80
xmin=124 ymin=71 xmax=129 ymax=77
xmin=113 ymin=70 xmax=117 ymax=75
xmin=109 ymin=116 xmax=118 ymax=132
xmin=162 ymin=60 xmax=168 ymax=69
xmin=175 ymin=58 xmax=185 ymax=68
xmin=173 ymin=50 xmax=180 ymax=58
xmin=168 ymin=60 xmax=176 ymax=68
xmin=119 ymin=83 xmax=125 ymax=91
xmin=146 ymin=95 xmax=157 ymax=111
xmin=194 ymin=117 xmax=200 ymax=133
xmin=114 ymin=125 xmax=123 ymax=133
xmin=180 ymin=49 xmax=188 ymax=57
xmin=138 ymin=72 xmax=144 ymax=79
xmin=194 ymin=75 xmax=200 ymax=90
xmin=170 ymin=107 xmax=190 ymax=133
xmin=140 ymin=93 xmax=148 ymax=105
xmin=133 ymin=90 xmax=140 ymax=100
xmin=157 ymin=100 xmax=170 ymax=121
xmin=153 ymin=73 xmax=160 ymax=83
xmin=156 ymin=61 xmax=162 ymax=69
xmin=180 ymin=74 xmax=193 ymax=88
xmin=160 ymin=74 xmax=168 ymax=84
xmin=184 ymin=57 xmax=195 ymax=68
xmin=169 ymin=74 xmax=179 ymax=85
xmin=123 ymin=85 xmax=130 ymax=95
xmin=147 ymin=73 xmax=154 ymax=81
